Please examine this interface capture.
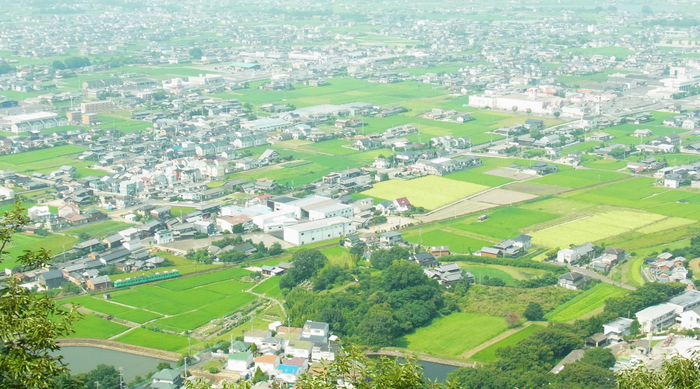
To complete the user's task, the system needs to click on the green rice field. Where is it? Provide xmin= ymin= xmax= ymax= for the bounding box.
xmin=362 ymin=176 xmax=488 ymax=210
xmin=469 ymin=324 xmax=544 ymax=362
xmin=545 ymin=283 xmax=629 ymax=322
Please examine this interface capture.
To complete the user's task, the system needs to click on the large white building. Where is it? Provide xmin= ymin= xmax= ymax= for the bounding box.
xmin=252 ymin=210 xmax=298 ymax=232
xmin=4 ymin=112 xmax=69 ymax=133
xmin=242 ymin=118 xmax=292 ymax=132
xmin=636 ymin=303 xmax=677 ymax=333
xmin=469 ymin=93 xmax=564 ymax=114
xmin=283 ymin=217 xmax=355 ymax=245
xmin=308 ymin=203 xmax=353 ymax=220
xmin=188 ymin=73 xmax=225 ymax=86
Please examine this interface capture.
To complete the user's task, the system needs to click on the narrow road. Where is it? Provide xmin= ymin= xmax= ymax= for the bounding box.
xmin=567 ymin=265 xmax=637 ymax=291
xmin=246 ymin=281 xmax=287 ymax=317
xmin=460 ymin=322 xmax=538 ymax=359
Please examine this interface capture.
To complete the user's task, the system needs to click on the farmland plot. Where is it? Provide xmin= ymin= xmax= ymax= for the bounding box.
xmin=530 ymin=210 xmax=666 ymax=248
xmin=545 ymin=283 xmax=629 ymax=322
xmin=362 ymin=176 xmax=488 ymax=210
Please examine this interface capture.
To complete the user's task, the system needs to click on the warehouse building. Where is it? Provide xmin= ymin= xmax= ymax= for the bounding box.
xmin=283 ymin=217 xmax=355 ymax=245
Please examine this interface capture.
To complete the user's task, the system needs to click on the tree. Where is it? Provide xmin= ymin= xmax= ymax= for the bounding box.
xmin=156 ymin=362 xmax=172 ymax=370
xmin=74 ymin=364 xmax=120 ymax=389
xmin=580 ymin=347 xmax=615 ymax=369
xmin=382 ymin=260 xmax=427 ymax=291
xmin=279 ymin=249 xmax=328 ymax=289
xmin=189 ymin=48 xmax=203 ymax=59
xmin=641 ymin=5 xmax=653 ymax=14
xmin=523 ymin=302 xmax=544 ymax=321
xmin=60 ymin=282 xmax=81 ymax=296
xmin=505 ymin=312 xmax=521 ymax=327
xmin=52 ymin=60 xmax=66 ymax=70
xmin=268 ymin=242 xmax=283 ymax=256
xmin=231 ymin=224 xmax=244 ymax=234
xmin=512 ymin=106 xmax=518 ymax=112
xmin=98 ymin=264 xmax=123 ymax=276
xmin=218 ymin=250 xmax=247 ymax=263
xmin=370 ymin=246 xmax=409 ymax=270
xmin=0 ymin=61 xmax=15 ymax=75
xmin=380 ymin=173 xmax=390 ymax=181
xmin=609 ymin=147 xmax=627 ymax=160
xmin=0 ymin=202 xmax=80 ymax=389
xmin=617 ymin=352 xmax=700 ymax=388
xmin=252 ymin=366 xmax=268 ymax=383
xmin=357 ymin=310 xmax=400 ymax=347
xmin=555 ymin=361 xmax=615 ymax=389
xmin=63 ymin=57 xmax=91 ymax=69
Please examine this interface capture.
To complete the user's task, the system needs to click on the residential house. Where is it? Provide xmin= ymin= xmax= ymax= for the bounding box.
xmin=226 ymin=352 xmax=253 ymax=373
xmin=254 ymin=354 xmax=280 ymax=374
xmin=86 ymin=275 xmax=112 ymax=290
xmin=394 ymin=197 xmax=412 ymax=212
xmin=149 ymin=369 xmax=183 ymax=389
xmin=38 ymin=269 xmax=64 ymax=290
xmin=244 ymin=329 xmax=271 ymax=346
xmin=680 ymin=306 xmax=700 ymax=330
xmin=430 ymin=246 xmax=451 ymax=257
xmin=557 ymin=272 xmax=588 ymax=290
xmin=410 ymin=252 xmax=438 ymax=268
xmin=603 ymin=317 xmax=634 ymax=343
xmin=379 ymin=231 xmax=403 ymax=245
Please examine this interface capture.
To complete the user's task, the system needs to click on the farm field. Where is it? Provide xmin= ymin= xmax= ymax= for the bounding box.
xmin=362 ymin=176 xmax=488 ymax=210
xmin=106 ymin=252 xmax=225 ymax=282
xmin=114 ymin=328 xmax=196 ymax=353
xmin=530 ymin=169 xmax=627 ymax=189
xmin=442 ymin=206 xmax=559 ymax=240
xmin=0 ymin=145 xmax=105 ymax=177
xmin=251 ymin=277 xmax=284 ymax=300
xmin=63 ymin=221 xmax=134 ymax=239
xmin=319 ymin=246 xmax=356 ymax=268
xmin=469 ymin=324 xmax=544 ymax=363
xmin=461 ymin=285 xmax=579 ymax=317
xmin=530 ymin=209 xmax=667 ymax=248
xmin=545 ymin=283 xmax=629 ymax=322
xmin=402 ymin=313 xmax=509 ymax=357
xmin=63 ymin=295 xmax=162 ymax=324
xmin=156 ymin=268 xmax=252 ymax=291
xmin=3 ymin=233 xmax=78 ymax=271
xmin=402 ymin=229 xmax=494 ymax=253
xmin=457 ymin=262 xmax=549 ymax=282
xmin=68 ymin=314 xmax=130 ymax=339
xmin=458 ymin=263 xmax=517 ymax=286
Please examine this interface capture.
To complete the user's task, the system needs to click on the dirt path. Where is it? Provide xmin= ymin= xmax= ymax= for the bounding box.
xmin=246 ymin=281 xmax=287 ymax=317
xmin=367 ymin=350 xmax=476 ymax=368
xmin=459 ymin=322 xmax=535 ymax=359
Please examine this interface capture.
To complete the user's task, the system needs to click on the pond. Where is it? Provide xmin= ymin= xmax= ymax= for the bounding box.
xmin=52 ymin=347 xmax=172 ymax=382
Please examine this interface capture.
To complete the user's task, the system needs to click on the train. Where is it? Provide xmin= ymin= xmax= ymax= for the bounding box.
xmin=113 ymin=269 xmax=180 ymax=288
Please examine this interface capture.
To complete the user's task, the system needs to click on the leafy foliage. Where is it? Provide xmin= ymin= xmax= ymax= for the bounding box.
xmin=369 ymin=246 xmax=409 ymax=270
xmin=279 ymin=249 xmax=329 ymax=290
xmin=284 ymin=260 xmax=451 ymax=347
xmin=0 ymin=202 xmax=80 ymax=389
xmin=523 ymin=302 xmax=544 ymax=321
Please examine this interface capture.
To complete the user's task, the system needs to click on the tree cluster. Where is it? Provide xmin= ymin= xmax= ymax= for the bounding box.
xmin=604 ymin=282 xmax=686 ymax=318
xmin=448 ymin=324 xmax=616 ymax=389
xmin=63 ymin=57 xmax=91 ymax=69
xmin=284 ymin=258 xmax=454 ymax=347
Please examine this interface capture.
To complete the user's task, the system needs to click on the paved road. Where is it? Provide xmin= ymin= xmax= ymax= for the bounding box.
xmin=567 ymin=265 xmax=637 ymax=291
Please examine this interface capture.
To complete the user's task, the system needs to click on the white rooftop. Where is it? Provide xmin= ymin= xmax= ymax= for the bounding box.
xmin=5 ymin=111 xmax=57 ymax=123
xmin=284 ymin=217 xmax=350 ymax=232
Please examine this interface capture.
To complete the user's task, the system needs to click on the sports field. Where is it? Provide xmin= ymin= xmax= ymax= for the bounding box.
xmin=545 ymin=283 xmax=629 ymax=322
xmin=469 ymin=324 xmax=544 ymax=362
xmin=362 ymin=176 xmax=488 ymax=210
xmin=403 ymin=313 xmax=509 ymax=356
xmin=530 ymin=209 xmax=667 ymax=248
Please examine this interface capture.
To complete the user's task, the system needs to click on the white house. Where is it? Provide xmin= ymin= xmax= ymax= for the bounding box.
xmin=285 ymin=339 xmax=312 ymax=359
xmin=252 ymin=210 xmax=298 ymax=232
xmin=154 ymin=230 xmax=174 ymax=245
xmin=244 ymin=329 xmax=271 ymax=346
xmin=28 ymin=206 xmax=51 ymax=221
xmin=300 ymin=320 xmax=329 ymax=342
xmin=603 ymin=317 xmax=634 ymax=342
xmin=254 ymin=354 xmax=280 ymax=374
xmin=680 ymin=306 xmax=700 ymax=330
xmin=636 ymin=304 xmax=677 ymax=333
xmin=0 ymin=187 xmax=14 ymax=200
xmin=311 ymin=343 xmax=340 ymax=362
xmin=226 ymin=352 xmax=253 ymax=373
xmin=283 ymin=217 xmax=355 ymax=246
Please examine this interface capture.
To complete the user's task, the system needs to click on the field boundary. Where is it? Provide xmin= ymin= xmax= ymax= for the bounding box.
xmin=366 ymin=350 xmax=476 ymax=368
xmin=460 ymin=322 xmax=539 ymax=359
xmin=57 ymin=337 xmax=181 ymax=361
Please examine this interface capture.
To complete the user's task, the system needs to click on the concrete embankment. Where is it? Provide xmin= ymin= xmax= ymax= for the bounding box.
xmin=58 ymin=338 xmax=180 ymax=361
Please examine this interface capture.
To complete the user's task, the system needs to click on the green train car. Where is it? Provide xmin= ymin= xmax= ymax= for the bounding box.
xmin=113 ymin=269 xmax=180 ymax=288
